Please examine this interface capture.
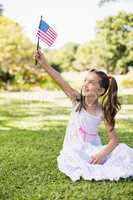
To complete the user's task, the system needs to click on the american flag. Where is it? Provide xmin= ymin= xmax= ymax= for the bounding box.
xmin=36 ymin=18 xmax=58 ymax=47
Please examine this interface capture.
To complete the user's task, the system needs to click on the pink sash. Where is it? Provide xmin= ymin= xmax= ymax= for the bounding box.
xmin=79 ymin=127 xmax=97 ymax=142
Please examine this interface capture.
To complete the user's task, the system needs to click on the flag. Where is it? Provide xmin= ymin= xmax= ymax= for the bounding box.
xmin=36 ymin=18 xmax=58 ymax=47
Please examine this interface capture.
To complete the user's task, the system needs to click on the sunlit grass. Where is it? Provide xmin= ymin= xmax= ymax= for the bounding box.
xmin=0 ymin=92 xmax=132 ymax=200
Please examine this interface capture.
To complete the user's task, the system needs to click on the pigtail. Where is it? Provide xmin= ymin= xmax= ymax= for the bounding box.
xmin=102 ymin=77 xmax=121 ymax=129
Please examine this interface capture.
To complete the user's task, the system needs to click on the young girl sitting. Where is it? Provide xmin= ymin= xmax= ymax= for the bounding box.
xmin=35 ymin=50 xmax=133 ymax=182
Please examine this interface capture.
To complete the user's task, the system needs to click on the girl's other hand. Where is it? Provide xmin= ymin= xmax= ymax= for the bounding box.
xmin=89 ymin=152 xmax=106 ymax=165
xmin=34 ymin=50 xmax=48 ymax=66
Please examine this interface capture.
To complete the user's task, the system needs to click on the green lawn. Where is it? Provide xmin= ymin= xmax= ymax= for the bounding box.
xmin=0 ymin=93 xmax=133 ymax=200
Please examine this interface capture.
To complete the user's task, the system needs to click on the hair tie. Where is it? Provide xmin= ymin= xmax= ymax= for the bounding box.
xmin=108 ymin=76 xmax=111 ymax=79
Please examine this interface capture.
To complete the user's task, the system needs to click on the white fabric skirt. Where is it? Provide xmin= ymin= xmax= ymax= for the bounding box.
xmin=57 ymin=143 xmax=133 ymax=182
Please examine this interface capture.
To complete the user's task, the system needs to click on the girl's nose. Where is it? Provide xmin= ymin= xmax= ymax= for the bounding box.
xmin=84 ymin=84 xmax=89 ymax=89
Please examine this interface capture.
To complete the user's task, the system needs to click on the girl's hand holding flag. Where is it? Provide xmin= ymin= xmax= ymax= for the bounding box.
xmin=34 ymin=49 xmax=48 ymax=67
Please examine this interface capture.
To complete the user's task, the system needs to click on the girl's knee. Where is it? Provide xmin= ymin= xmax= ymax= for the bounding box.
xmin=118 ymin=143 xmax=129 ymax=151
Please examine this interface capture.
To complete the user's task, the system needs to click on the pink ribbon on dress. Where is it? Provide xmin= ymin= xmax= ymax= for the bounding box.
xmin=79 ymin=127 xmax=97 ymax=142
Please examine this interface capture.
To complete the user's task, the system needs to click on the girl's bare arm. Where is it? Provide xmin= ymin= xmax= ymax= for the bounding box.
xmin=34 ymin=50 xmax=80 ymax=103
xmin=100 ymin=120 xmax=119 ymax=157
xmin=89 ymin=116 xmax=119 ymax=164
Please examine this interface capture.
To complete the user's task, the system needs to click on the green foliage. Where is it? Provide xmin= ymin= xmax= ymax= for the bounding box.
xmin=74 ymin=42 xmax=92 ymax=71
xmin=0 ymin=16 xmax=61 ymax=90
xmin=0 ymin=16 xmax=34 ymax=70
xmin=94 ymin=12 xmax=133 ymax=73
xmin=120 ymin=72 xmax=133 ymax=88
xmin=0 ymin=12 xmax=132 ymax=90
xmin=74 ymin=41 xmax=104 ymax=71
xmin=74 ymin=12 xmax=133 ymax=73
xmin=0 ymin=16 xmax=35 ymax=90
xmin=46 ymin=42 xmax=79 ymax=72
xmin=46 ymin=12 xmax=133 ymax=74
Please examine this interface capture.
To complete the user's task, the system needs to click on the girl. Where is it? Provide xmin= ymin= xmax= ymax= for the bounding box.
xmin=35 ymin=50 xmax=133 ymax=182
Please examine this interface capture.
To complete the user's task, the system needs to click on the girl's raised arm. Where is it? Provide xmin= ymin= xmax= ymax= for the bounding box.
xmin=34 ymin=50 xmax=80 ymax=103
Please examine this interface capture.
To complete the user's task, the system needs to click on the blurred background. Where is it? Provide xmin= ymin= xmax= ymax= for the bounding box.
xmin=0 ymin=0 xmax=133 ymax=119
xmin=0 ymin=0 xmax=133 ymax=92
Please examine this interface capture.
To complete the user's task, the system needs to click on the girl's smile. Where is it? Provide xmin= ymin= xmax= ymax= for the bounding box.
xmin=82 ymin=72 xmax=101 ymax=97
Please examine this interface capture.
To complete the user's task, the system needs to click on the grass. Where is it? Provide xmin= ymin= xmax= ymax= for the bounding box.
xmin=0 ymin=92 xmax=133 ymax=200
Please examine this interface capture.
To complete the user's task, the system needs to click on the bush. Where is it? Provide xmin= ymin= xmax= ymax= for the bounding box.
xmin=120 ymin=79 xmax=133 ymax=88
xmin=39 ymin=74 xmax=60 ymax=90
xmin=120 ymin=72 xmax=133 ymax=88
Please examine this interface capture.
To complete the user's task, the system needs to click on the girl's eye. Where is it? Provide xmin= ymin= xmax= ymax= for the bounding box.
xmin=89 ymin=81 xmax=94 ymax=84
xmin=84 ymin=79 xmax=97 ymax=84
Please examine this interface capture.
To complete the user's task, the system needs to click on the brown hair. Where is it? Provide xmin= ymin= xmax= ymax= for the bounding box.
xmin=76 ymin=69 xmax=121 ymax=129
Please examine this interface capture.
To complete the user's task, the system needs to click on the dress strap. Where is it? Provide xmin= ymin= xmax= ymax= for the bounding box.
xmin=72 ymin=101 xmax=81 ymax=112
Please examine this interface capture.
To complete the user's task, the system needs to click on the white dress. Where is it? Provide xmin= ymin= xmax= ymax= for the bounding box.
xmin=57 ymin=106 xmax=133 ymax=182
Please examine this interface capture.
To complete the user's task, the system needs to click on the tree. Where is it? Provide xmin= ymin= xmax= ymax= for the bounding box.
xmin=95 ymin=12 xmax=133 ymax=73
xmin=0 ymin=16 xmax=36 ymax=88
xmin=0 ymin=16 xmax=34 ymax=72
xmin=74 ymin=12 xmax=133 ymax=73
xmin=46 ymin=42 xmax=79 ymax=72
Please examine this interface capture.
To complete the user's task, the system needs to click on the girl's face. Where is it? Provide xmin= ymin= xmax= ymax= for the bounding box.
xmin=82 ymin=72 xmax=104 ymax=98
